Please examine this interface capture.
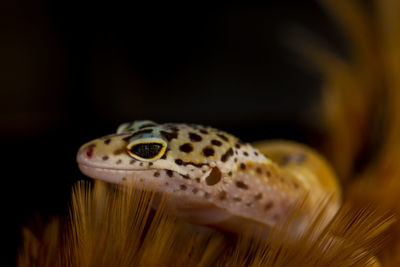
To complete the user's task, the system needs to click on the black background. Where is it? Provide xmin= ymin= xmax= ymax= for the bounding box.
xmin=1 ymin=1 xmax=346 ymax=265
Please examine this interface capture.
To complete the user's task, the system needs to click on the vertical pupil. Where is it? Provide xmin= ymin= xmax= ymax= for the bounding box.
xmin=131 ymin=143 xmax=162 ymax=159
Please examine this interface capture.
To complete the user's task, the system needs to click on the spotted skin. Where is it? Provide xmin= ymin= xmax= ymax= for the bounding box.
xmin=77 ymin=121 xmax=341 ymax=235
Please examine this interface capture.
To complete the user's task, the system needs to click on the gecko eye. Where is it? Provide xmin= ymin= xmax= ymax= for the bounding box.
xmin=127 ymin=142 xmax=166 ymax=161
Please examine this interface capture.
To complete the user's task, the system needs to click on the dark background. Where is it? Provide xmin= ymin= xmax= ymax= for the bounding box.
xmin=1 ymin=1 xmax=346 ymax=265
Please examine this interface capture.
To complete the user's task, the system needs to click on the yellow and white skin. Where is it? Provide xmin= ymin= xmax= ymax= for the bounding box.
xmin=77 ymin=120 xmax=341 ymax=236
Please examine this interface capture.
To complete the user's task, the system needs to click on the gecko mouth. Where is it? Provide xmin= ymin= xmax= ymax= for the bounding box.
xmin=78 ymin=163 xmax=134 ymax=182
xmin=77 ymin=162 xmax=161 ymax=185
xmin=78 ymin=162 xmax=136 ymax=172
xmin=77 ymin=164 xmax=200 ymax=201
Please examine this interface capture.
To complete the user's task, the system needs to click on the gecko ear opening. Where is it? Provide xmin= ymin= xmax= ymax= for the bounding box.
xmin=205 ymin=167 xmax=222 ymax=186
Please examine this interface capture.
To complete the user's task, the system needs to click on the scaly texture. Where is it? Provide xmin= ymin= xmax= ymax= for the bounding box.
xmin=77 ymin=121 xmax=341 ymax=236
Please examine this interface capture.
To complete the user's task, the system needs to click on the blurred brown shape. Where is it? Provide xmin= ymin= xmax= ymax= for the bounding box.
xmin=294 ymin=0 xmax=385 ymax=181
xmin=300 ymin=0 xmax=400 ymax=265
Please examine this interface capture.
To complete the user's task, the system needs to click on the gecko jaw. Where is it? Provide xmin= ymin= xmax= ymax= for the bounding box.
xmin=78 ymin=163 xmax=137 ymax=183
xmin=77 ymin=163 xmax=167 ymax=188
xmin=78 ymin=163 xmax=189 ymax=194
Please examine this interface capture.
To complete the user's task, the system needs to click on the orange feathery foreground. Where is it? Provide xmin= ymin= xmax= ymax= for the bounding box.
xmin=18 ymin=181 xmax=392 ymax=266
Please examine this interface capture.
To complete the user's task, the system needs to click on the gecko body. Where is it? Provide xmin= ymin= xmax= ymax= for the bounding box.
xmin=77 ymin=121 xmax=341 ymax=235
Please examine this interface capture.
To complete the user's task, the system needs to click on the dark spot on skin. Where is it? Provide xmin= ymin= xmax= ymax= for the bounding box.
xmin=154 ymin=171 xmax=160 ymax=177
xmin=203 ymin=147 xmax=215 ymax=157
xmin=255 ymin=193 xmax=263 ymax=200
xmin=172 ymin=159 xmax=209 ymax=168
xmin=123 ymin=129 xmax=153 ymax=141
xmin=204 ymin=192 xmax=211 ymax=199
xmin=221 ymin=148 xmax=234 ymax=162
xmin=116 ymin=159 xmax=122 ymax=164
xmin=122 ymin=177 xmax=127 ymax=181
xmin=139 ymin=162 xmax=143 ymax=166
xmin=294 ymin=182 xmax=299 ymax=189
xmin=166 ymin=170 xmax=173 ymax=177
xmin=139 ymin=178 xmax=144 ymax=182
xmin=189 ymin=132 xmax=202 ymax=142
xmin=256 ymin=167 xmax=262 ymax=174
xmin=160 ymin=130 xmax=178 ymax=141
xmin=218 ymin=191 xmax=227 ymax=200
xmin=211 ymin=139 xmax=222 ymax=146
xmin=205 ymin=167 xmax=222 ymax=186
xmin=165 ymin=182 xmax=169 ymax=186
xmin=235 ymin=143 xmax=240 ymax=149
xmin=236 ymin=181 xmax=249 ymax=190
xmin=240 ymin=163 xmax=246 ymax=170
xmin=195 ymin=178 xmax=200 ymax=183
xmin=180 ymin=143 xmax=193 ymax=153
xmin=233 ymin=197 xmax=241 ymax=202
xmin=280 ymin=177 xmax=285 ymax=183
xmin=264 ymin=201 xmax=274 ymax=210
xmin=266 ymin=171 xmax=271 ymax=177
xmin=228 ymin=171 xmax=232 ymax=176
xmin=130 ymin=159 xmax=136 ymax=164
xmin=102 ymin=156 xmax=109 ymax=161
xmin=161 ymin=147 xmax=170 ymax=159
xmin=182 ymin=174 xmax=190 ymax=179
xmin=148 ymin=162 xmax=153 ymax=166
xmin=234 ymin=158 xmax=238 ymax=163
xmin=113 ymin=148 xmax=124 ymax=155
xmin=192 ymin=188 xmax=199 ymax=194
xmin=180 ymin=184 xmax=187 ymax=190
xmin=243 ymin=151 xmax=249 ymax=156
xmin=217 ymin=134 xmax=229 ymax=142
xmin=104 ymin=139 xmax=111 ymax=145
xmin=200 ymin=129 xmax=208 ymax=134
xmin=254 ymin=151 xmax=259 ymax=156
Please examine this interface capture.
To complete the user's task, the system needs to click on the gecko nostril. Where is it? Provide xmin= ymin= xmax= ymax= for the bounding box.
xmin=86 ymin=148 xmax=93 ymax=158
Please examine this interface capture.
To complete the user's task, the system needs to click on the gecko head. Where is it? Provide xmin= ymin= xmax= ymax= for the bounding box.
xmin=77 ymin=120 xmax=234 ymax=180
xmin=77 ymin=120 xmax=252 ymax=225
